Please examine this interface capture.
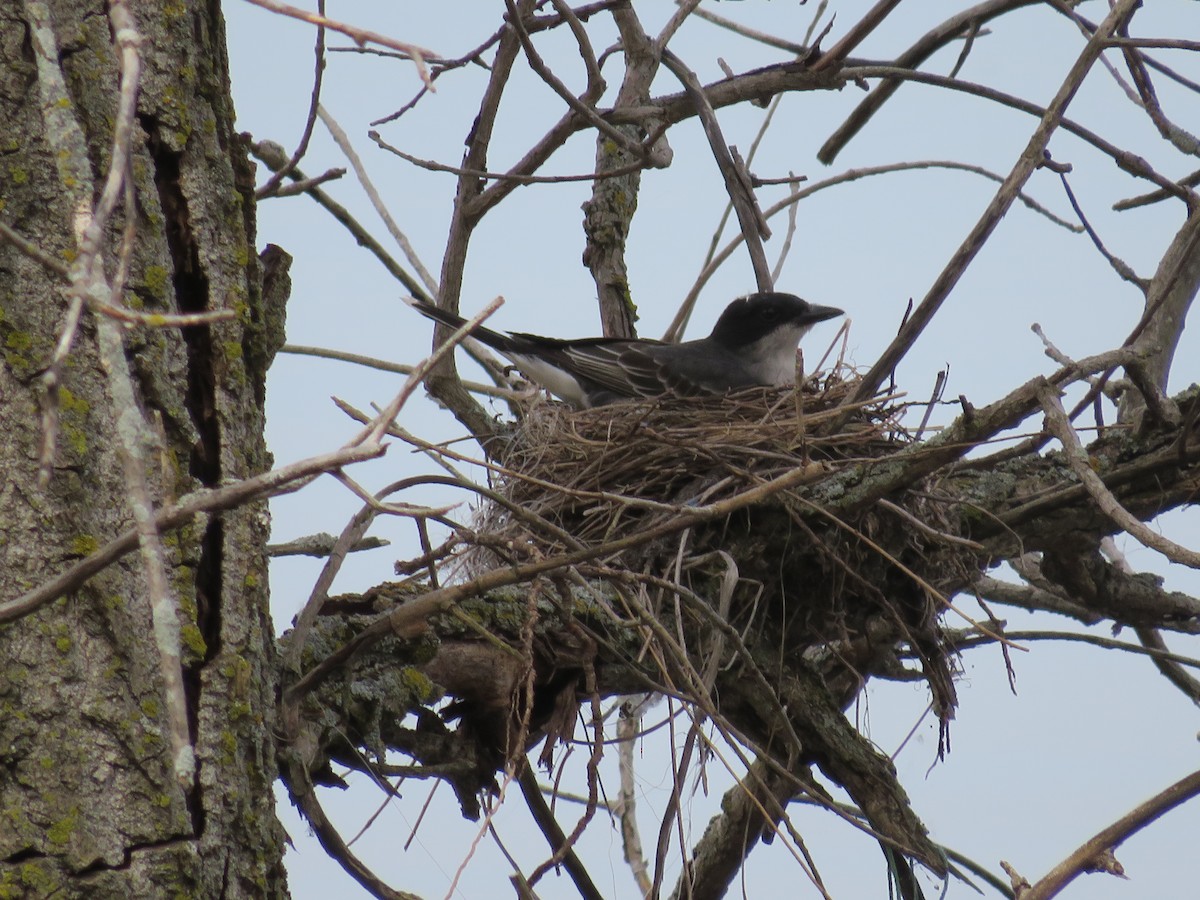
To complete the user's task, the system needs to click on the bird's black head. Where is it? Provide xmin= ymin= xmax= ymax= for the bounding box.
xmin=709 ymin=292 xmax=843 ymax=348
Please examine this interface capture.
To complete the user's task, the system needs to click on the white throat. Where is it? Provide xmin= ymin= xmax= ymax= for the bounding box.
xmin=742 ymin=323 xmax=809 ymax=385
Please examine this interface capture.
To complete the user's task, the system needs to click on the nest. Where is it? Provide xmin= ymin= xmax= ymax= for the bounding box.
xmin=484 ymin=369 xmax=908 ymax=548
xmin=454 ymin=368 xmax=965 ymax=729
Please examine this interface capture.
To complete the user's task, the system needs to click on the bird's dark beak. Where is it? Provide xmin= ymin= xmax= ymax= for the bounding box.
xmin=801 ymin=303 xmax=844 ymax=325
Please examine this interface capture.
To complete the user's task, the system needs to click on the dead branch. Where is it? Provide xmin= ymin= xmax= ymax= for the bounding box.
xmin=1021 ymin=768 xmax=1200 ymax=900
xmin=843 ymin=0 xmax=1148 ymax=411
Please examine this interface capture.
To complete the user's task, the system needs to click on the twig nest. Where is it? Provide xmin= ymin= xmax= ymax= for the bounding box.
xmin=487 ymin=369 xmax=907 ymax=547
xmin=458 ymin=369 xmax=965 ymax=730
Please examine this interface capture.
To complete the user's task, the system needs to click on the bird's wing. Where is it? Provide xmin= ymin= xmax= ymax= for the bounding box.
xmin=560 ymin=342 xmax=720 ymax=400
xmin=544 ymin=342 xmax=654 ymax=398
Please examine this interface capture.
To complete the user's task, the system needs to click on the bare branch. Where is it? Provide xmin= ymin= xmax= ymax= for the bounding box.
xmin=431 ymin=3 xmax=531 ymax=440
xmin=254 ymin=0 xmax=327 ymax=199
xmin=503 ymin=0 xmax=646 ymax=158
xmin=837 ymin=64 xmax=1195 ymax=202
xmin=683 ymin=159 xmax=1080 ymax=317
xmin=1123 ymin=207 xmax=1200 ymax=412
xmin=1135 ymin=627 xmax=1200 ymax=704
xmin=282 ymin=759 xmax=421 ymax=900
xmin=0 ymin=442 xmax=386 ymax=624
xmin=811 ymin=0 xmax=905 ymax=72
xmin=268 ymin=167 xmax=346 ymax=195
xmin=670 ymin=756 xmax=832 ymax=900
xmin=249 ymin=139 xmax=433 ymax=302
xmin=946 ymin=628 xmax=1200 ymax=670
xmin=971 ymin=575 xmax=1102 ymax=625
xmin=820 ymin=0 xmax=1042 ymax=162
xmin=688 ymin=2 xmax=808 ymax=55
xmin=318 ymin=105 xmax=439 ymax=295
xmin=1114 ymin=19 xmax=1200 ymax=156
xmin=843 ymin=0 xmax=1147 ymax=410
xmin=0 ymin=220 xmax=71 ymax=276
xmin=370 ymin=131 xmax=653 ymax=185
xmin=241 ymin=0 xmax=434 ymax=84
xmin=660 ymin=50 xmax=773 ymax=291
xmin=281 ymin=343 xmax=521 ymax=400
xmin=267 ymin=532 xmax=388 ymax=558
xmin=616 ymin=709 xmax=654 ymax=896
xmin=1054 ymin=170 xmax=1148 ymax=291
xmin=1021 ymin=768 xmax=1200 ymax=900
xmin=582 ymin=5 xmax=662 ymax=338
xmin=516 ymin=762 xmax=606 ymax=900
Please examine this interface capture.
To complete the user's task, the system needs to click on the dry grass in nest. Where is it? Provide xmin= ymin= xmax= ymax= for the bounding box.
xmin=480 ymin=367 xmax=910 ymax=552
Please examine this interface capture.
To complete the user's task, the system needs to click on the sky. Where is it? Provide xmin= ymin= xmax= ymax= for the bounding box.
xmin=223 ymin=3 xmax=1200 ymax=898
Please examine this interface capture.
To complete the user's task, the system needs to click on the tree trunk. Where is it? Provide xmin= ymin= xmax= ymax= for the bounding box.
xmin=0 ymin=1 xmax=286 ymax=896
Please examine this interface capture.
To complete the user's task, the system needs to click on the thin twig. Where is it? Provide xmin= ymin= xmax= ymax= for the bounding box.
xmin=370 ymin=131 xmax=653 ymax=184
xmin=819 ymin=0 xmax=1045 ymax=163
xmin=1114 ymin=168 xmax=1200 ymax=211
xmin=878 ymin=498 xmax=983 ymax=550
xmin=503 ymin=0 xmax=645 ymax=158
xmin=1113 ymin=15 xmax=1200 ymax=156
xmin=686 ymin=1 xmax=807 ymax=55
xmin=282 ymin=761 xmax=418 ymax=900
xmin=660 ymin=50 xmax=773 ymax=291
xmin=842 ymin=0 xmax=1147 ymax=412
xmin=0 ymin=442 xmax=386 ymax=624
xmin=770 ymin=174 xmax=801 ymax=284
xmin=268 ymin=166 xmax=345 ymax=197
xmin=947 ymin=629 xmax=1200 ymax=667
xmin=515 ymin=760 xmax=606 ymax=900
xmin=0 ymin=220 xmax=70 ymax=276
xmin=284 ymin=478 xmax=405 ymax=673
xmin=319 ymin=105 xmax=439 ymax=296
xmin=832 ymin=64 xmax=1193 ymax=203
xmin=255 ymin=0 xmax=327 ymax=199
xmin=267 ymin=532 xmax=388 ymax=558
xmin=947 ymin=19 xmax=984 ymax=79
xmin=1105 ymin=37 xmax=1200 ymax=51
xmin=249 ymin=140 xmax=433 ymax=302
xmin=1135 ymin=627 xmax=1200 ymax=703
xmin=1021 ymin=768 xmax=1200 ymax=900
xmin=281 ymin=344 xmax=524 ymax=400
xmin=241 ymin=0 xmax=434 ymax=85
xmin=616 ymin=709 xmax=653 ymax=896
xmin=682 ymin=158 xmax=1080 ymax=329
xmin=525 ymin=678 xmax=606 ymax=892
xmin=1055 ymin=170 xmax=1148 ymax=290
xmin=810 ymin=0 xmax=905 ymax=72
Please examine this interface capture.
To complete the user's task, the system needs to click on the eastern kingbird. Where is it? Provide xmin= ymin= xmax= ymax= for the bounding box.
xmin=412 ymin=292 xmax=843 ymax=408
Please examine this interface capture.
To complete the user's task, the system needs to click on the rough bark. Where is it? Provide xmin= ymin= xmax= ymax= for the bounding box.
xmin=0 ymin=1 xmax=286 ymax=897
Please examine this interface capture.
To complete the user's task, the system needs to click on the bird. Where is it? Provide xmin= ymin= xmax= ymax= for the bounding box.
xmin=411 ymin=292 xmax=844 ymax=408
